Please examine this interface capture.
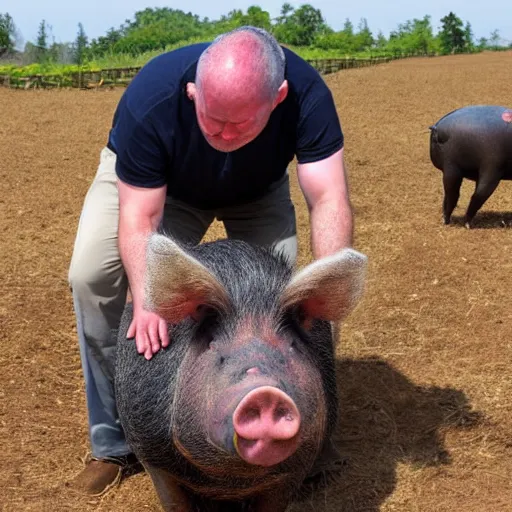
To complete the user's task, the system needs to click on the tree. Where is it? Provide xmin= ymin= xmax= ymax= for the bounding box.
xmin=275 ymin=3 xmax=294 ymax=25
xmin=214 ymin=6 xmax=272 ymax=33
xmin=342 ymin=18 xmax=354 ymax=37
xmin=244 ymin=6 xmax=272 ymax=31
xmin=293 ymin=4 xmax=325 ymax=45
xmin=353 ymin=18 xmax=374 ymax=51
xmin=87 ymin=27 xmax=122 ymax=58
xmin=22 ymin=41 xmax=38 ymax=63
xmin=110 ymin=8 xmax=207 ymax=55
xmin=438 ymin=12 xmax=466 ymax=54
xmin=386 ymin=16 xmax=437 ymax=55
xmin=463 ymin=22 xmax=474 ymax=51
xmin=49 ymin=42 xmax=74 ymax=64
xmin=489 ymin=29 xmax=500 ymax=49
xmin=274 ymin=3 xmax=325 ymax=46
xmin=477 ymin=37 xmax=488 ymax=50
xmin=410 ymin=15 xmax=435 ymax=54
xmin=35 ymin=19 xmax=49 ymax=62
xmin=0 ymin=12 xmax=16 ymax=56
xmin=314 ymin=30 xmax=354 ymax=53
xmin=74 ymin=22 xmax=88 ymax=64
xmin=272 ymin=3 xmax=295 ymax=43
xmin=375 ymin=31 xmax=387 ymax=49
xmin=37 ymin=19 xmax=48 ymax=50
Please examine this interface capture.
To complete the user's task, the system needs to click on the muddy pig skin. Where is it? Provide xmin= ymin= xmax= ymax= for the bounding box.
xmin=114 ymin=233 xmax=368 ymax=512
xmin=429 ymin=105 xmax=512 ymax=227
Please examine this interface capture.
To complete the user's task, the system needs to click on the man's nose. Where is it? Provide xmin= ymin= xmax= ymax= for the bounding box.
xmin=221 ymin=123 xmax=239 ymax=141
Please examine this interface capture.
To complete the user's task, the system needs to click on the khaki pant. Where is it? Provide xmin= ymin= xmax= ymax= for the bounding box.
xmin=68 ymin=147 xmax=298 ymax=458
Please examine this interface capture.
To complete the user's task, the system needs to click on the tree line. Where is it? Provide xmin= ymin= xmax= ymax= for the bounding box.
xmin=0 ymin=5 xmax=509 ymax=67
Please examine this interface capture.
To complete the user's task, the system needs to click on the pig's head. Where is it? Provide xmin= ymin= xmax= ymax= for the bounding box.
xmin=143 ymin=234 xmax=367 ymax=486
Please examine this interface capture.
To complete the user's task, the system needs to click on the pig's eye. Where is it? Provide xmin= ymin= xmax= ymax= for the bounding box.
xmin=194 ymin=304 xmax=209 ymax=319
xmin=295 ymin=307 xmax=308 ymax=325
xmin=282 ymin=306 xmax=310 ymax=332
xmin=195 ymin=309 xmax=219 ymax=347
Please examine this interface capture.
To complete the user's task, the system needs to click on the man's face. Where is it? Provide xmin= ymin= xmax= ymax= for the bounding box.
xmin=187 ymin=83 xmax=276 ymax=153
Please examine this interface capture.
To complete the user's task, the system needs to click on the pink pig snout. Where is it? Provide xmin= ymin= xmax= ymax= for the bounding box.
xmin=232 ymin=386 xmax=301 ymax=467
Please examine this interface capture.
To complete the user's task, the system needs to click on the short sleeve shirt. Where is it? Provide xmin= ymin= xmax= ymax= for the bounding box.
xmin=107 ymin=43 xmax=344 ymax=209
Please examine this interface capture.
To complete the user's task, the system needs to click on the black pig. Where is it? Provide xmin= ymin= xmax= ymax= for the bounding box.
xmin=114 ymin=233 xmax=368 ymax=511
xmin=429 ymin=105 xmax=512 ymax=227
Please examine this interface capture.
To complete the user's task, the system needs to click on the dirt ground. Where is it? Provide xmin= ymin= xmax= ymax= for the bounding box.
xmin=1 ymin=51 xmax=511 ymax=511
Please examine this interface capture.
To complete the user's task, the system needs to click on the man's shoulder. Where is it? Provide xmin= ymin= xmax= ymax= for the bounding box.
xmin=134 ymin=42 xmax=209 ymax=89
xmin=119 ymin=43 xmax=209 ymax=120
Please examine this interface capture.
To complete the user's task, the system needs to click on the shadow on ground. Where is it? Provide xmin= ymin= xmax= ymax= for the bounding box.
xmin=15 ymin=360 xmax=486 ymax=512
xmin=450 ymin=211 xmax=512 ymax=229
xmin=292 ymin=357 xmax=483 ymax=511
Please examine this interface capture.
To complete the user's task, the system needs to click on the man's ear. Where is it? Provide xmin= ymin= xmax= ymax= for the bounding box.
xmin=186 ymin=82 xmax=196 ymax=101
xmin=273 ymin=80 xmax=288 ymax=109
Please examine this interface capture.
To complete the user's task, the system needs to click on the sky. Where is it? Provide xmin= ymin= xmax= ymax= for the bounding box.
xmin=3 ymin=0 xmax=511 ymax=49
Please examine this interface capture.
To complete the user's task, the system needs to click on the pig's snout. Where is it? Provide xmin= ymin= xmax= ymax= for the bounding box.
xmin=233 ymin=386 xmax=301 ymax=467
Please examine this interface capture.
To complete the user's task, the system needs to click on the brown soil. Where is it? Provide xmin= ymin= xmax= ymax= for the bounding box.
xmin=1 ymin=51 xmax=511 ymax=511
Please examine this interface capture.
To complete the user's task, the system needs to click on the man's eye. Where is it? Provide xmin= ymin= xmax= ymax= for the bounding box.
xmin=207 ymin=119 xmax=223 ymax=130
xmin=236 ymin=120 xmax=251 ymax=129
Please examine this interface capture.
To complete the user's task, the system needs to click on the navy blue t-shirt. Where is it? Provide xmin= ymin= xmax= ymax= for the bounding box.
xmin=107 ymin=43 xmax=344 ymax=209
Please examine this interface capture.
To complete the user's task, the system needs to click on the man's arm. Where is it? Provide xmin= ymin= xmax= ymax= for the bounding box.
xmin=297 ymin=147 xmax=353 ymax=259
xmin=117 ymin=178 xmax=168 ymax=359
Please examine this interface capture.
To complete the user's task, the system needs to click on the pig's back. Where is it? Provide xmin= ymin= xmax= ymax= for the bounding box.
xmin=434 ymin=105 xmax=510 ymax=140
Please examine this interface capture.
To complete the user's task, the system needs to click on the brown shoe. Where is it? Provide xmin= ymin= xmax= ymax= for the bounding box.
xmin=66 ymin=453 xmax=143 ymax=496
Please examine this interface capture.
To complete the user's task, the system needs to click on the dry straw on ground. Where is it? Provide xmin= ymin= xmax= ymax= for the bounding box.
xmin=1 ymin=51 xmax=511 ymax=511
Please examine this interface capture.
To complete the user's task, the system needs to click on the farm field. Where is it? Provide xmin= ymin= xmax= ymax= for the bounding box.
xmin=1 ymin=50 xmax=511 ymax=511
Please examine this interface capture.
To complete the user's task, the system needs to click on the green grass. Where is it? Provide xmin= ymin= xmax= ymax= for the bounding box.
xmin=0 ymin=62 xmax=98 ymax=77
xmin=0 ymin=38 xmax=418 ymax=80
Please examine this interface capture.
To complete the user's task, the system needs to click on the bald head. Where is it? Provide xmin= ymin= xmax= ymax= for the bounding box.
xmin=187 ymin=26 xmax=288 ymax=152
xmin=196 ymin=26 xmax=286 ymax=104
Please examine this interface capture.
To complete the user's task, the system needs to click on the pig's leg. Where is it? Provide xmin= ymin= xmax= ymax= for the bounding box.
xmin=144 ymin=465 xmax=193 ymax=512
xmin=442 ymin=166 xmax=463 ymax=225
xmin=465 ymin=172 xmax=501 ymax=228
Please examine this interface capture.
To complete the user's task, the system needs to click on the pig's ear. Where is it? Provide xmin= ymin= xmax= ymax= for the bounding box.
xmin=143 ymin=234 xmax=231 ymax=324
xmin=281 ymin=248 xmax=368 ymax=323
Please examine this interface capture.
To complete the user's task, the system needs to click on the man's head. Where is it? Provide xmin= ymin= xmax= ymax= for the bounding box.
xmin=186 ymin=26 xmax=289 ymax=152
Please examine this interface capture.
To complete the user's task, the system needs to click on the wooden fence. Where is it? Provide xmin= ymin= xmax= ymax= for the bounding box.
xmin=0 ymin=66 xmax=142 ymax=90
xmin=306 ymin=52 xmax=436 ymax=74
xmin=307 ymin=56 xmax=390 ymax=74
xmin=0 ymin=53 xmax=436 ymax=90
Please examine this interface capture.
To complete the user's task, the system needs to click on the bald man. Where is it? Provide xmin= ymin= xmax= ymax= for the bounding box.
xmin=67 ymin=26 xmax=353 ymax=495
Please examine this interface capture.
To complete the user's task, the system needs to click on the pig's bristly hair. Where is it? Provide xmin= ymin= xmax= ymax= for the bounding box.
xmin=144 ymin=233 xmax=368 ymax=327
xmin=281 ymin=248 xmax=368 ymax=322
xmin=115 ymin=236 xmax=359 ymax=506
xmin=144 ymin=233 xmax=232 ymax=323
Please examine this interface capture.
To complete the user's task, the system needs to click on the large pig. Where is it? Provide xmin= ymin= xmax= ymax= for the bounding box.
xmin=429 ymin=105 xmax=512 ymax=227
xmin=114 ymin=233 xmax=368 ymax=511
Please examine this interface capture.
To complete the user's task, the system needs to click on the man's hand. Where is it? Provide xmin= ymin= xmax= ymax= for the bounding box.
xmin=117 ymin=178 xmax=168 ymax=360
xmin=127 ymin=307 xmax=170 ymax=360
